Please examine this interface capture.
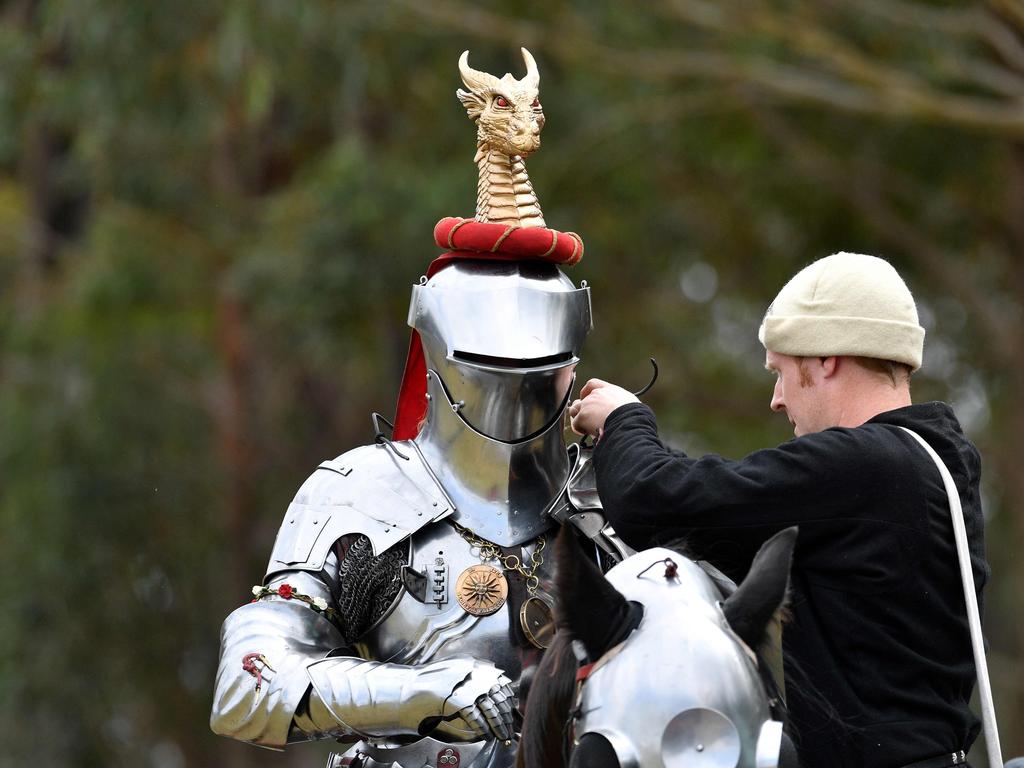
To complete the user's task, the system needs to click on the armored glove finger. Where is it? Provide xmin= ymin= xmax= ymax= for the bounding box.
xmin=476 ymin=692 xmax=513 ymax=742
xmin=451 ymin=703 xmax=491 ymax=740
xmin=489 ymin=678 xmax=517 ymax=732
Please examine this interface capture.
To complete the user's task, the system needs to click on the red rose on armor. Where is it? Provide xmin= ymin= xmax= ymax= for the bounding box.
xmin=277 ymin=584 xmax=294 ymax=599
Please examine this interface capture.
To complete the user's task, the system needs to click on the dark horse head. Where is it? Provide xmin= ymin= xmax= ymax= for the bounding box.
xmin=518 ymin=526 xmax=801 ymax=768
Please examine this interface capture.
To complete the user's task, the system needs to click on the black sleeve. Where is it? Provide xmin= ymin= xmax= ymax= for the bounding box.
xmin=593 ymin=403 xmax=905 ymax=578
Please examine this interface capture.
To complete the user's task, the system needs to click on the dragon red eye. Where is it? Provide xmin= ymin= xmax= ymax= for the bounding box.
xmin=495 ymin=96 xmax=509 ymax=108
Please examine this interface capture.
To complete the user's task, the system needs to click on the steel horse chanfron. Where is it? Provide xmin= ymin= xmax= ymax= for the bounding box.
xmin=517 ymin=528 xmax=798 ymax=768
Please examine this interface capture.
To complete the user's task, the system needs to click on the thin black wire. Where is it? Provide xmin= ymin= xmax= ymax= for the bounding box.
xmin=371 ymin=412 xmax=410 ymax=460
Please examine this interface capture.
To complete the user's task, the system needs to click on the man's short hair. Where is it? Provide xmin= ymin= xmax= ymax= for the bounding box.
xmin=852 ymin=356 xmax=913 ymax=387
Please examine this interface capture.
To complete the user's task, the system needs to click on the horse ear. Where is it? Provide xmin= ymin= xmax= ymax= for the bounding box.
xmin=555 ymin=526 xmax=631 ymax=660
xmin=722 ymin=527 xmax=797 ymax=651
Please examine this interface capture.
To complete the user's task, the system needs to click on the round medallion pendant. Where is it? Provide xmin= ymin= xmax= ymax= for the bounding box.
xmin=520 ymin=595 xmax=555 ymax=649
xmin=455 ymin=565 xmax=508 ymax=616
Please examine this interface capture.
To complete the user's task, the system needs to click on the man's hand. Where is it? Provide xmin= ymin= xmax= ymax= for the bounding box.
xmin=568 ymin=379 xmax=639 ymax=439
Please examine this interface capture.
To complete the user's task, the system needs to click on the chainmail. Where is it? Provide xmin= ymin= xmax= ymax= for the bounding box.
xmin=336 ymin=535 xmax=407 ymax=644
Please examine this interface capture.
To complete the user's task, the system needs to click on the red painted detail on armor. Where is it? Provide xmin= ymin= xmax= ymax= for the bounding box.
xmin=437 ymin=746 xmax=461 ymax=766
xmin=241 ymin=652 xmax=274 ymax=692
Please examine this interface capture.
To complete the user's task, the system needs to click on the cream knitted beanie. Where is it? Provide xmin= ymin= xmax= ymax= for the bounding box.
xmin=758 ymin=252 xmax=925 ymax=371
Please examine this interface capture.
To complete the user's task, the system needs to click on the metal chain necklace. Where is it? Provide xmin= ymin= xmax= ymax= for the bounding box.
xmin=451 ymin=520 xmax=546 ymax=594
xmin=450 ymin=520 xmax=554 ymax=649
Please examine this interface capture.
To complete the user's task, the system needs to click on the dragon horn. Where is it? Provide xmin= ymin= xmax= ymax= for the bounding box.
xmin=458 ymin=50 xmax=501 ymax=92
xmin=520 ymin=47 xmax=540 ymax=89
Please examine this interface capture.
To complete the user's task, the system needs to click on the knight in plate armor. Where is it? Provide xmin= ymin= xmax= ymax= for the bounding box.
xmin=210 ymin=48 xmax=629 ymax=768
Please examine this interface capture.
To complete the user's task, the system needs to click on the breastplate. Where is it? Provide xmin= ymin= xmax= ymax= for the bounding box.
xmin=357 ymin=517 xmax=558 ymax=690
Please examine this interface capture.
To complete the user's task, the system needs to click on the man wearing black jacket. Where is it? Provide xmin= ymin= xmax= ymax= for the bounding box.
xmin=568 ymin=252 xmax=989 ymax=768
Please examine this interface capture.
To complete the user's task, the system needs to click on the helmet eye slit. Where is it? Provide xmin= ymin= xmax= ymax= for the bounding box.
xmin=452 ymin=351 xmax=572 ymax=369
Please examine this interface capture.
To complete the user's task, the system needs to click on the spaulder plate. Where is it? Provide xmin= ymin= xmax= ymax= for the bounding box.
xmin=566 ymin=445 xmax=602 ymax=512
xmin=266 ymin=442 xmax=453 ymax=579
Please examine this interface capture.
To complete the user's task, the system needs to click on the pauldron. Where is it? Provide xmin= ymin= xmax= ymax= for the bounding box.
xmin=265 ymin=441 xmax=452 ymax=579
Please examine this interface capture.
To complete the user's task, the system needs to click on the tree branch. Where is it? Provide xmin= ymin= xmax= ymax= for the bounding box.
xmin=404 ymin=0 xmax=1024 ymax=137
xmin=749 ymin=103 xmax=1022 ymax=366
xmin=988 ymin=0 xmax=1024 ymax=35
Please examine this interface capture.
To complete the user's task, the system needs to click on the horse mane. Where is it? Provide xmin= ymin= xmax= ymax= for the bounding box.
xmin=515 ymin=627 xmax=578 ymax=768
xmin=517 ymin=527 xmax=645 ymax=768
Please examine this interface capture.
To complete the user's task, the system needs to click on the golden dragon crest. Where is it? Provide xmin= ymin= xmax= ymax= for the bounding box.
xmin=457 ymin=48 xmax=547 ymax=229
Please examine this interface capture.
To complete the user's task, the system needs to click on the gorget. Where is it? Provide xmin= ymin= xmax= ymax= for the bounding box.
xmin=413 ymin=369 xmax=569 ymax=547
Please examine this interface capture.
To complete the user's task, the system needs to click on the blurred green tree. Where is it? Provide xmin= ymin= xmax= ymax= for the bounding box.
xmin=1 ymin=0 xmax=1022 ymax=764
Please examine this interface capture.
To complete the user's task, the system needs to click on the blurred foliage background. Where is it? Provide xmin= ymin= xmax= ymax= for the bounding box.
xmin=2 ymin=0 xmax=1023 ymax=765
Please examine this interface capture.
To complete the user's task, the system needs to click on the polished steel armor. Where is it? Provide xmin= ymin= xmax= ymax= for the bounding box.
xmin=211 ymin=258 xmax=603 ymax=768
xmin=573 ymin=548 xmax=784 ymax=768
xmin=210 ymin=46 xmax=617 ymax=768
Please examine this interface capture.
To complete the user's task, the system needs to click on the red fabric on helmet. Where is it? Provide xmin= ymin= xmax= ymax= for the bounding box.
xmin=391 ymin=219 xmax=584 ymax=441
xmin=433 ymin=217 xmax=584 ymax=266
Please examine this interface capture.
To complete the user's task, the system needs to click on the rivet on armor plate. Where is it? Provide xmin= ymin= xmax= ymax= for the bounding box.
xmin=437 ymin=747 xmax=460 ymax=766
xmin=455 ymin=564 xmax=508 ymax=616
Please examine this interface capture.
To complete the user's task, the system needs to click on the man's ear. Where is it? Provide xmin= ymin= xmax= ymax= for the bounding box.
xmin=820 ymin=356 xmax=839 ymax=378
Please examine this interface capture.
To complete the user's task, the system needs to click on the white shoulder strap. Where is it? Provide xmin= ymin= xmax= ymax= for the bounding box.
xmin=899 ymin=426 xmax=1002 ymax=768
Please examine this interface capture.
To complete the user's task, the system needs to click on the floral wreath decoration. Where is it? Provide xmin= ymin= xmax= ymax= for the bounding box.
xmin=250 ymin=583 xmax=340 ymax=623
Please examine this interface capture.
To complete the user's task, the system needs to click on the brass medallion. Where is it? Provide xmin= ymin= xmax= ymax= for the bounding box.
xmin=455 ymin=564 xmax=508 ymax=616
xmin=520 ymin=595 xmax=555 ymax=649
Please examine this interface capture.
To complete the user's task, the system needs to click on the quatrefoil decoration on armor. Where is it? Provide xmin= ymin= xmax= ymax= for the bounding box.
xmin=454 ymin=564 xmax=509 ymax=616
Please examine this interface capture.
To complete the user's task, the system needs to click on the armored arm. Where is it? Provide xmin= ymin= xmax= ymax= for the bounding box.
xmin=211 ymin=551 xmax=516 ymax=747
xmin=210 ymin=566 xmax=346 ymax=746
xmin=210 ymin=447 xmax=516 ymax=748
xmin=299 ymin=654 xmax=515 ymax=743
